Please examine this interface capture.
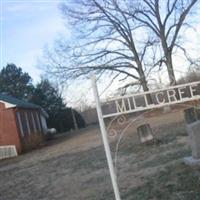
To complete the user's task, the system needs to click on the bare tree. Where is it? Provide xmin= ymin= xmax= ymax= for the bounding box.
xmin=42 ymin=0 xmax=161 ymax=102
xmin=129 ymin=0 xmax=198 ymax=85
xmin=177 ymin=69 xmax=200 ymax=84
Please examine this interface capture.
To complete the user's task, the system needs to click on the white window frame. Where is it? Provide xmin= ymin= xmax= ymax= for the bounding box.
xmin=25 ymin=112 xmax=31 ymax=135
xmin=31 ymin=112 xmax=37 ymax=133
xmin=36 ymin=112 xmax=42 ymax=132
xmin=16 ymin=112 xmax=24 ymax=137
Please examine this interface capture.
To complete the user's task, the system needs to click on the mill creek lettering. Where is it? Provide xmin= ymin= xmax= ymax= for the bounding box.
xmin=103 ymin=81 xmax=200 ymax=118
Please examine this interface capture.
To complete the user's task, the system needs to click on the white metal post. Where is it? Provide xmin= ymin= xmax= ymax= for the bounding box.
xmin=91 ymin=76 xmax=121 ymax=200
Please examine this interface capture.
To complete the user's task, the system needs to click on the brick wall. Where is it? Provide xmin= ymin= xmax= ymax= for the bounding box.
xmin=0 ymin=103 xmax=22 ymax=153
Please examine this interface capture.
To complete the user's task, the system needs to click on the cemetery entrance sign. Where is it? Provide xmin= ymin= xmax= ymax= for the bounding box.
xmin=104 ymin=81 xmax=200 ymax=118
xmin=92 ymin=78 xmax=200 ymax=200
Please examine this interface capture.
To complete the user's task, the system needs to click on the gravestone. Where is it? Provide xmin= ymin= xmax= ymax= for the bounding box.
xmin=137 ymin=123 xmax=154 ymax=143
xmin=183 ymin=107 xmax=200 ymax=166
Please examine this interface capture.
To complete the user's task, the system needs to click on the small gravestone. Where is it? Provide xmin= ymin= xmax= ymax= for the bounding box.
xmin=184 ymin=107 xmax=200 ymax=166
xmin=137 ymin=123 xmax=154 ymax=143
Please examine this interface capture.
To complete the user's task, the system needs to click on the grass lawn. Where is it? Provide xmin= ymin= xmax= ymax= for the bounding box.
xmin=0 ymin=121 xmax=200 ymax=200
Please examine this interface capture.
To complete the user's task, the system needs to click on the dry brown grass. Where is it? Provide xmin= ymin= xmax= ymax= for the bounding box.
xmin=0 ymin=110 xmax=200 ymax=200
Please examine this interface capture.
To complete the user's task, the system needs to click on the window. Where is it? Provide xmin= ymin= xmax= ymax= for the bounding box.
xmin=24 ymin=112 xmax=31 ymax=135
xmin=16 ymin=112 xmax=24 ymax=137
xmin=33 ymin=111 xmax=42 ymax=132
xmin=20 ymin=111 xmax=28 ymax=136
xmin=31 ymin=112 xmax=37 ymax=133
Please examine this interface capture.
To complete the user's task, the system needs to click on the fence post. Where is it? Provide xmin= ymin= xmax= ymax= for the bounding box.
xmin=91 ymin=76 xmax=121 ymax=200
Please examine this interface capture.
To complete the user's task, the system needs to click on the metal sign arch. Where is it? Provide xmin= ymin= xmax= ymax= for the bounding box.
xmin=92 ymin=77 xmax=200 ymax=200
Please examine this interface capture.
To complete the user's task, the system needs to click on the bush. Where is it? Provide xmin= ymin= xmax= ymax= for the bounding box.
xmin=21 ymin=132 xmax=44 ymax=152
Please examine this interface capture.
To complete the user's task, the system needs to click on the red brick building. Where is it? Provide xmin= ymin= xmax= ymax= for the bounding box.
xmin=0 ymin=94 xmax=48 ymax=153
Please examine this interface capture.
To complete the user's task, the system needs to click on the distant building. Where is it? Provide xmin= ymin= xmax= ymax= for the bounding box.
xmin=0 ymin=94 xmax=48 ymax=153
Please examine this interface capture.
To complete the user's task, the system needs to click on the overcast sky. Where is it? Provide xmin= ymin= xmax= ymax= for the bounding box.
xmin=1 ymin=0 xmax=69 ymax=83
xmin=1 ymin=0 xmax=200 ymax=108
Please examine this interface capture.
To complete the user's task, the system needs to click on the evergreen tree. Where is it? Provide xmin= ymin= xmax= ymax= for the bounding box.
xmin=0 ymin=63 xmax=34 ymax=100
xmin=31 ymin=79 xmax=85 ymax=132
xmin=0 ymin=64 xmax=85 ymax=132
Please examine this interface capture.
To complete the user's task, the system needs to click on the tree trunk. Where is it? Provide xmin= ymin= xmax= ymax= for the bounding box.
xmin=141 ymin=79 xmax=153 ymax=105
xmin=138 ymin=65 xmax=153 ymax=105
xmin=166 ymin=53 xmax=176 ymax=85
xmin=160 ymin=34 xmax=176 ymax=86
